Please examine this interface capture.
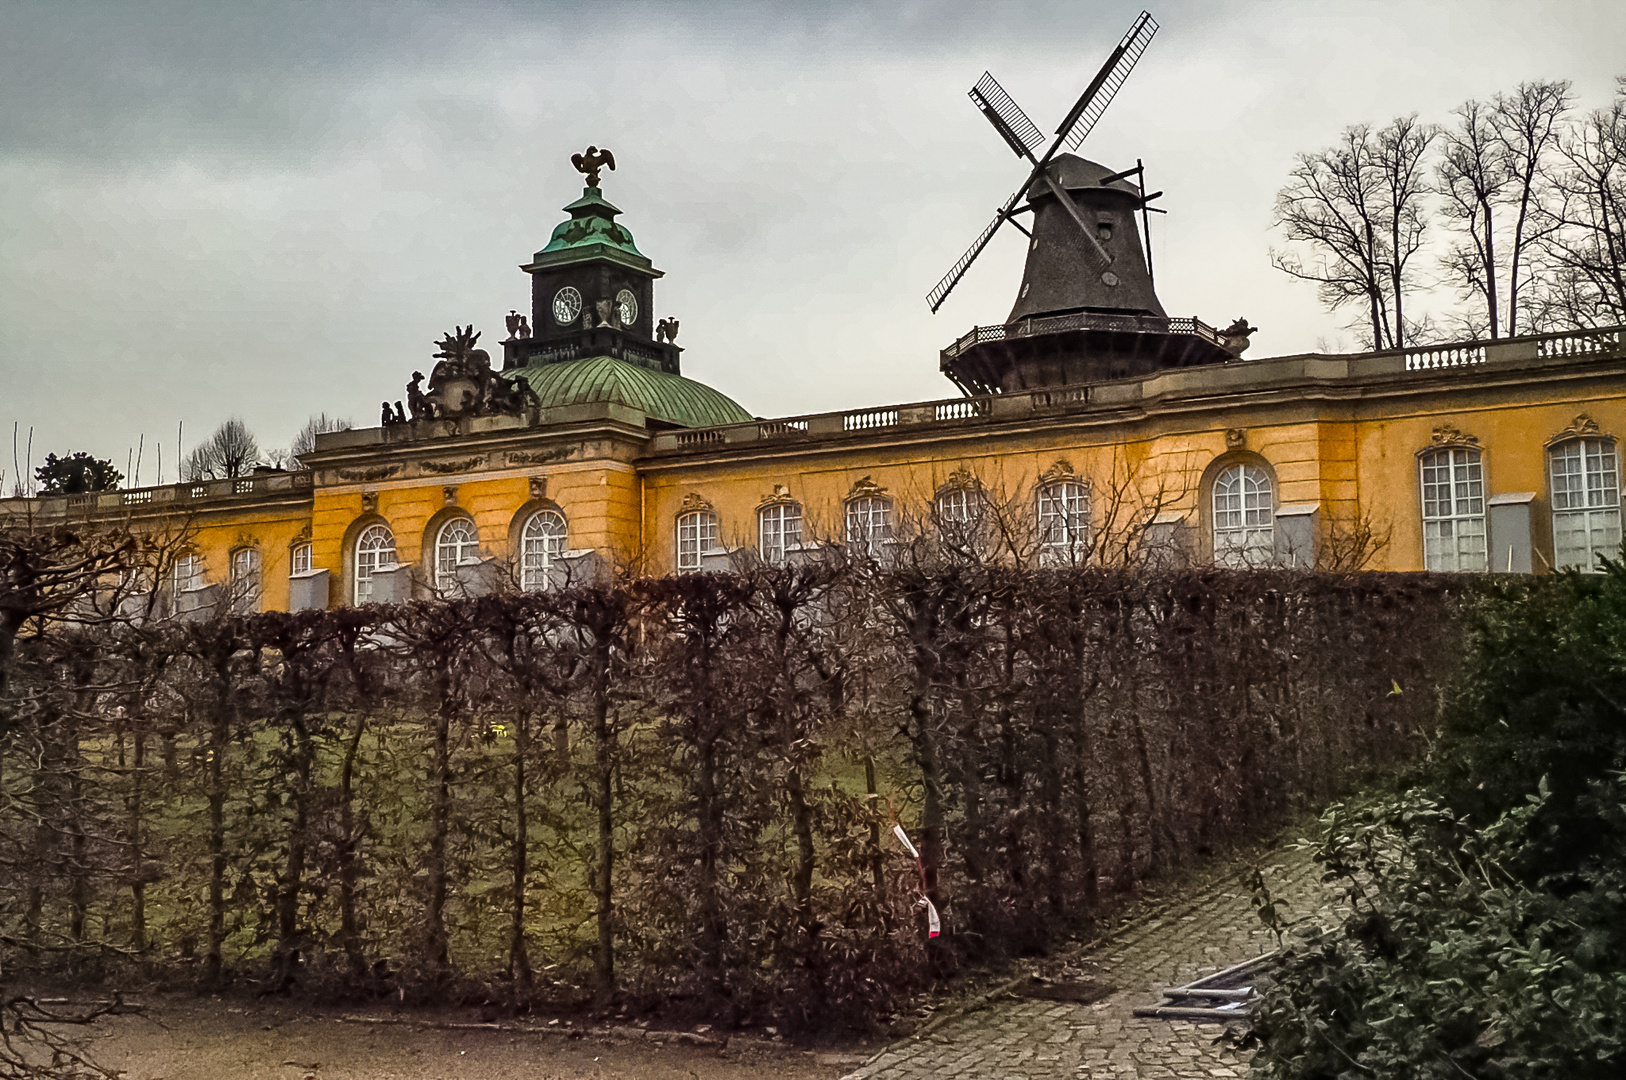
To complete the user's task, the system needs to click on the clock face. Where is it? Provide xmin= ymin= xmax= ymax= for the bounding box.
xmin=552 ymin=286 xmax=582 ymax=326
xmin=615 ymin=289 xmax=637 ymax=327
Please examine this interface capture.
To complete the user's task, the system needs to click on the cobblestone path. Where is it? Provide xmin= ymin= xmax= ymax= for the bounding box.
xmin=845 ymin=837 xmax=1338 ymax=1080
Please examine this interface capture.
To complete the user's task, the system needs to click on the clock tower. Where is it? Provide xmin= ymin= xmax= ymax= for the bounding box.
xmin=506 ymin=154 xmax=678 ymax=375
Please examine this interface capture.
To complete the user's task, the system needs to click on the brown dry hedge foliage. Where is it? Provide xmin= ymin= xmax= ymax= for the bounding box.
xmin=0 ymin=562 xmax=1460 ymax=1032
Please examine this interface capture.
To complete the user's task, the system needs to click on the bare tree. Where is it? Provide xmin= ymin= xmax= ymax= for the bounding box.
xmin=1541 ymin=78 xmax=1626 ymax=328
xmin=1493 ymin=81 xmax=1572 ymax=335
xmin=1272 ymin=118 xmax=1437 ymax=350
xmin=182 ymin=419 xmax=260 ymax=481
xmin=287 ymin=413 xmax=353 ymax=470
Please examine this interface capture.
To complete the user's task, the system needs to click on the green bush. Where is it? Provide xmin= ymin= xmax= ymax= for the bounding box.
xmin=1253 ymin=560 xmax=1626 ymax=1079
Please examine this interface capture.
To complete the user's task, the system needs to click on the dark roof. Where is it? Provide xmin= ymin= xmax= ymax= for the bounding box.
xmin=1026 ymin=154 xmax=1142 ymax=200
xmin=513 ymin=355 xmax=752 ymax=429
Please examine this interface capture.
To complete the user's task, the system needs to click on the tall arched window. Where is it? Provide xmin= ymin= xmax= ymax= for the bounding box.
xmin=353 ymin=524 xmax=396 ymax=604
xmin=759 ymin=502 xmax=803 ymax=565
xmin=521 ymin=509 xmax=568 ymax=590
xmin=1038 ymin=480 xmax=1090 ymax=565
xmin=229 ymin=548 xmax=261 ymax=614
xmin=1419 ymin=446 xmax=1486 ymax=572
xmin=1212 ymin=462 xmax=1274 ymax=567
xmin=1550 ymin=436 xmax=1621 ymax=572
xmin=434 ymin=518 xmax=481 ymax=592
xmin=845 ymin=496 xmax=893 ymax=557
xmin=676 ymin=509 xmax=719 ymax=572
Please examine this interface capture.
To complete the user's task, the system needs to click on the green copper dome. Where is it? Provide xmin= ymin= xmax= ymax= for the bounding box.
xmin=511 ymin=355 xmax=751 ymax=429
xmin=526 ymin=187 xmax=653 ymax=275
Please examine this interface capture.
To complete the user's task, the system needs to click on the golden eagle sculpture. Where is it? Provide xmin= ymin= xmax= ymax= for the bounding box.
xmin=571 ymin=145 xmax=616 ymax=187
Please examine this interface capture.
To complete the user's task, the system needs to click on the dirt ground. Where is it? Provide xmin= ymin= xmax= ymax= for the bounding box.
xmin=83 ymin=998 xmax=876 ymax=1080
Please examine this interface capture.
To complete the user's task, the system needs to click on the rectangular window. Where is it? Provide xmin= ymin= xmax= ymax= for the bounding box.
xmin=845 ymin=497 xmax=893 ymax=556
xmin=291 ymin=542 xmax=313 ymax=576
xmin=1038 ymin=481 xmax=1090 ymax=565
xmin=1551 ymin=437 xmax=1621 ymax=572
xmin=1419 ymin=446 xmax=1487 ymax=572
xmin=174 ymin=554 xmax=204 ymax=594
xmin=230 ymin=548 xmax=261 ymax=615
xmin=677 ymin=511 xmax=719 ymax=572
xmin=759 ymin=503 xmax=803 ymax=565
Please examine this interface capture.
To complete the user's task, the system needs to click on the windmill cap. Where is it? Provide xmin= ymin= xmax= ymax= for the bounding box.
xmin=1026 ymin=154 xmax=1143 ymax=200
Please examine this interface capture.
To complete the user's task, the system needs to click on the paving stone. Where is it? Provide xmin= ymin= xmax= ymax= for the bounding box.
xmin=843 ymin=841 xmax=1341 ymax=1079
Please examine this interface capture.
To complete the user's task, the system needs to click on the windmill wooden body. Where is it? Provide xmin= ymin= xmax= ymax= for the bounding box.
xmin=931 ymin=11 xmax=1240 ymax=395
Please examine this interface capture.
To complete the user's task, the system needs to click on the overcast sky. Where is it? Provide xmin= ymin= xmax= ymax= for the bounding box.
xmin=3 ymin=0 xmax=1623 ymax=489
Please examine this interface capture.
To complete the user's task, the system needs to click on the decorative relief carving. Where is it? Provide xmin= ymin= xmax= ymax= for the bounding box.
xmin=1039 ymin=460 xmax=1079 ymax=485
xmin=529 ymin=476 xmax=547 ymax=501
xmin=506 ymin=448 xmax=574 ymax=466
xmin=420 ymin=456 xmax=485 ymax=474
xmin=941 ymin=467 xmax=979 ymax=492
xmin=1556 ymin=413 xmax=1601 ymax=440
xmin=361 ymin=492 xmax=378 ymax=514
xmin=758 ymin=483 xmax=795 ymax=508
xmin=679 ymin=491 xmax=714 ymax=514
xmin=1225 ymin=428 xmax=1247 ymax=449
xmin=848 ymin=475 xmax=888 ymax=498
xmin=1430 ymin=423 xmax=1479 ymax=446
xmin=338 ymin=465 xmax=401 ymax=482
xmin=443 ymin=486 xmax=458 ymax=506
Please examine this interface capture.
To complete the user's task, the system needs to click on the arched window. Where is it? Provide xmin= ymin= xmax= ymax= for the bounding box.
xmin=1038 ymin=480 xmax=1090 ymax=565
xmin=676 ymin=509 xmax=719 ymax=572
xmin=353 ymin=524 xmax=396 ymax=605
xmin=1419 ymin=446 xmax=1486 ymax=572
xmin=1550 ymin=436 xmax=1621 ymax=572
xmin=758 ymin=502 xmax=803 ymax=565
xmin=229 ymin=548 xmax=261 ymax=614
xmin=845 ymin=495 xmax=893 ymax=556
xmin=521 ymin=509 xmax=568 ymax=590
xmin=290 ymin=542 xmax=313 ymax=577
xmin=435 ymin=518 xmax=481 ymax=592
xmin=1212 ymin=462 xmax=1274 ymax=567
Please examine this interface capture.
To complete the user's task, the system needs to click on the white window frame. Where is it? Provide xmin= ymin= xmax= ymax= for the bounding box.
xmin=521 ymin=509 xmax=568 ymax=590
xmin=434 ymin=518 xmax=481 ymax=592
xmin=758 ymin=502 xmax=803 ymax=566
xmin=229 ymin=547 xmax=261 ymax=614
xmin=1418 ymin=446 xmax=1487 ymax=572
xmin=353 ymin=523 xmax=396 ymax=605
xmin=845 ymin=496 xmax=893 ymax=557
xmin=174 ymin=553 xmax=204 ymax=595
xmin=1038 ymin=480 xmax=1091 ymax=565
xmin=1212 ymin=462 xmax=1274 ymax=568
xmin=1550 ymin=436 xmax=1621 ymax=572
xmin=676 ymin=510 xmax=719 ymax=572
xmin=290 ymin=542 xmax=313 ymax=576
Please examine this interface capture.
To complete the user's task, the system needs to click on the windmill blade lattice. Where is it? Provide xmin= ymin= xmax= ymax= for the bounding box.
xmin=1056 ymin=11 xmax=1158 ymax=151
xmin=970 ymin=72 xmax=1045 ymax=159
xmin=927 ymin=201 xmax=1018 ymax=314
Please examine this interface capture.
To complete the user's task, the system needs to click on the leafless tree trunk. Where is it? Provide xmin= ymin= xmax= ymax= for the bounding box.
xmin=1494 ymin=81 xmax=1572 ymax=335
xmin=1543 ymin=79 xmax=1626 ymax=327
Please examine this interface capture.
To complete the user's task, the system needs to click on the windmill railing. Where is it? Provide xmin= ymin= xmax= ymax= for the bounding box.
xmin=942 ymin=311 xmax=1226 ymax=361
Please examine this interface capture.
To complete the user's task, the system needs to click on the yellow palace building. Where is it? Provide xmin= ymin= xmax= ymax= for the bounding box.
xmin=6 ymin=151 xmax=1626 ymax=614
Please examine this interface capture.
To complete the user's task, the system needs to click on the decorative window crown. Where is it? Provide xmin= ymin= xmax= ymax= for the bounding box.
xmin=941 ymin=467 xmax=980 ymax=493
xmin=1550 ymin=413 xmax=1603 ymax=445
xmin=679 ymin=491 xmax=714 ymax=514
xmin=758 ymin=483 xmax=796 ymax=508
xmin=1039 ymin=460 xmax=1080 ymax=487
xmin=847 ymin=475 xmax=888 ymax=499
xmin=1430 ymin=423 xmax=1479 ymax=447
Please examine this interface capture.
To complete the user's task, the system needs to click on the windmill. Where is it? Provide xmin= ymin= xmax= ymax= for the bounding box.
xmin=929 ymin=11 xmax=1238 ymax=396
xmin=926 ymin=10 xmax=1162 ymax=317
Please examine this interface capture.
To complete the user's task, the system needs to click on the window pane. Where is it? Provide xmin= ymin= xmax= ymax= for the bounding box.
xmin=1551 ymin=438 xmax=1621 ymax=571
xmin=522 ymin=510 xmax=567 ymax=590
xmin=1038 ymin=481 xmax=1089 ymax=565
xmin=1419 ymin=447 xmax=1487 ymax=572
xmin=759 ymin=502 xmax=802 ymax=565
xmin=677 ymin=511 xmax=718 ymax=572
xmin=1213 ymin=464 xmax=1273 ymax=567
xmin=354 ymin=524 xmax=396 ymax=604
xmin=436 ymin=519 xmax=480 ymax=591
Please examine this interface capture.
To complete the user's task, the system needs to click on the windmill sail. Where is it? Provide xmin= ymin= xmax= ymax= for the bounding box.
xmin=1056 ymin=11 xmax=1158 ymax=151
xmin=927 ymin=202 xmax=1016 ymax=314
xmin=970 ymin=72 xmax=1044 ymax=159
